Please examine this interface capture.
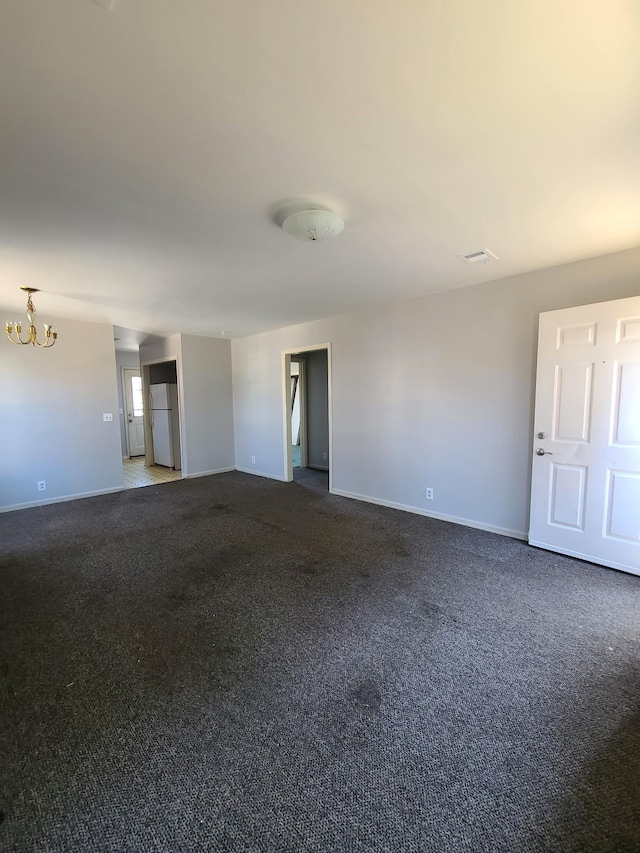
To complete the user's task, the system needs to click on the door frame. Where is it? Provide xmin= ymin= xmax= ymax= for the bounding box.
xmin=290 ymin=357 xmax=308 ymax=469
xmin=140 ymin=356 xmax=186 ymax=474
xmin=282 ymin=343 xmax=332 ymax=491
xmin=122 ymin=367 xmax=144 ymax=458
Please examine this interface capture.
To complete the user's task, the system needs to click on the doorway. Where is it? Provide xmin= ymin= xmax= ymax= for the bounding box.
xmin=121 ymin=356 xmax=184 ymax=490
xmin=141 ymin=359 xmax=183 ymax=471
xmin=290 ymin=359 xmax=303 ymax=469
xmin=121 ymin=363 xmax=182 ymax=489
xmin=283 ymin=344 xmax=331 ymax=491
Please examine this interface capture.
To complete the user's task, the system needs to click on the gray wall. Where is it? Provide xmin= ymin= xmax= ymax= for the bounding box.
xmin=115 ymin=350 xmax=141 ymax=457
xmin=4 ymin=245 xmax=639 ymax=522
xmin=232 ymin=246 xmax=640 ymax=538
xmin=139 ymin=335 xmax=181 ymax=366
xmin=139 ymin=333 xmax=235 ymax=478
xmin=1 ymin=313 xmax=123 ymax=511
xmin=304 ymin=349 xmax=329 ymax=469
xmin=179 ymin=334 xmax=235 ymax=477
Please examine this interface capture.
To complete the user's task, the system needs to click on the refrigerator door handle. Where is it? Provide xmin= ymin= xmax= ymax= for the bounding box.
xmin=149 ymin=393 xmax=154 ymax=426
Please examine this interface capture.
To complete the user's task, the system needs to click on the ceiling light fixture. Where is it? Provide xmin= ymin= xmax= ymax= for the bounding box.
xmin=282 ymin=209 xmax=345 ymax=242
xmin=5 ymin=287 xmax=58 ymax=348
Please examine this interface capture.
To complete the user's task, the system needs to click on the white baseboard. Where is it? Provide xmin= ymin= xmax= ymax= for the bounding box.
xmin=528 ymin=540 xmax=640 ymax=576
xmin=331 ymin=488 xmax=527 ymax=540
xmin=235 ymin=466 xmax=288 ymax=482
xmin=185 ymin=467 xmax=235 ymax=479
xmin=0 ymin=476 xmax=526 ymax=545
xmin=1 ymin=486 xmax=124 ymax=514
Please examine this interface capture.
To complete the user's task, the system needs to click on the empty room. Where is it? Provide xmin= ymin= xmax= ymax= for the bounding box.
xmin=1 ymin=1 xmax=639 ymax=851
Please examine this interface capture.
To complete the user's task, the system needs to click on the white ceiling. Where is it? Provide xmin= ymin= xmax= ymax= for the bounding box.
xmin=1 ymin=0 xmax=639 ymax=343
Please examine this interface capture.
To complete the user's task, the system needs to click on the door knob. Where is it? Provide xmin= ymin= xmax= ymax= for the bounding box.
xmin=536 ymin=448 xmax=553 ymax=456
xmin=128 ymin=418 xmax=133 ymax=423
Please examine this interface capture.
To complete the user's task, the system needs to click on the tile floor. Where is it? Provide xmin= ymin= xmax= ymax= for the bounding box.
xmin=122 ymin=457 xmax=182 ymax=489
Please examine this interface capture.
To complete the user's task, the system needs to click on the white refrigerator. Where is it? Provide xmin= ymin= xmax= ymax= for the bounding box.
xmin=149 ymin=383 xmax=181 ymax=469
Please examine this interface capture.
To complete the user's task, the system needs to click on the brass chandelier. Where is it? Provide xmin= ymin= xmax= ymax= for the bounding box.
xmin=5 ymin=287 xmax=58 ymax=348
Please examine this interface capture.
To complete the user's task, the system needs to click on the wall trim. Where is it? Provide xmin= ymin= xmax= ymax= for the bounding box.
xmin=185 ymin=467 xmax=235 ymax=479
xmin=1 ymin=472 xmax=527 ymax=544
xmin=331 ymin=488 xmax=527 ymax=540
xmin=235 ymin=466 xmax=288 ymax=482
xmin=0 ymin=486 xmax=124 ymax=514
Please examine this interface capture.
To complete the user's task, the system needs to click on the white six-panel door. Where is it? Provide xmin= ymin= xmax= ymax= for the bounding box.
xmin=123 ymin=368 xmax=145 ymax=458
xmin=529 ymin=295 xmax=640 ymax=576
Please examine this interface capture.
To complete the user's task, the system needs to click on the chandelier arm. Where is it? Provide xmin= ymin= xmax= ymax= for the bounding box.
xmin=6 ymin=330 xmax=31 ymax=345
xmin=34 ymin=335 xmax=56 ymax=348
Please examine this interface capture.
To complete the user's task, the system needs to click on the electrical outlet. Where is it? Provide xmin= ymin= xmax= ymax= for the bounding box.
xmin=251 ymin=456 xmax=256 ymax=464
xmin=103 ymin=413 xmax=113 ymax=422
xmin=322 ymin=451 xmax=327 ymax=460
xmin=37 ymin=480 xmax=47 ymax=492
xmin=425 ymin=487 xmax=434 ymax=500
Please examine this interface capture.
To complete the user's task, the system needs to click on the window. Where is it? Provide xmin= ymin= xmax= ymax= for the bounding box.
xmin=131 ymin=375 xmax=144 ymax=417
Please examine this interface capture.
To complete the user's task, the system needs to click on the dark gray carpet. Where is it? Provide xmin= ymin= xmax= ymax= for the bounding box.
xmin=1 ymin=470 xmax=638 ymax=852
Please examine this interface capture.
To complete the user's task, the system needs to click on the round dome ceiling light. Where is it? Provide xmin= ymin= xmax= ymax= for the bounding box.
xmin=282 ymin=209 xmax=345 ymax=242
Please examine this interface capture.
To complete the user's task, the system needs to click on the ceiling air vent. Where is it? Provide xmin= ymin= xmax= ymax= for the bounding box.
xmin=458 ymin=249 xmax=498 ymax=264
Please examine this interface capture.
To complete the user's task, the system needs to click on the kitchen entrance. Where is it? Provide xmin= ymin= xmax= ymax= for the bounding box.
xmin=141 ymin=359 xmax=182 ymax=482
